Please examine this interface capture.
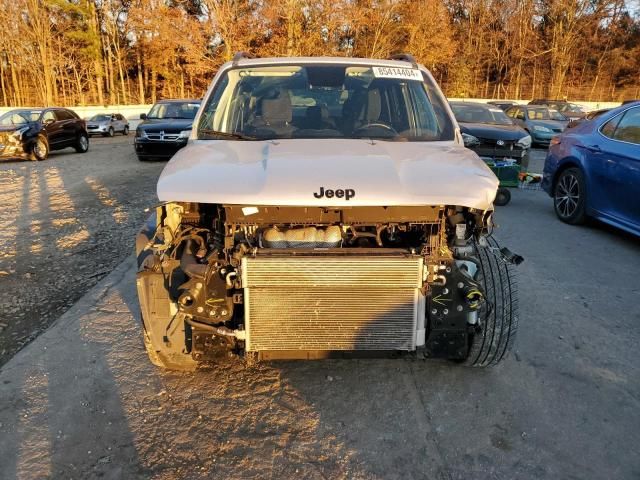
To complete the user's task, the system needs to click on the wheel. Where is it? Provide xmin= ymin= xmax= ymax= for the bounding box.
xmin=494 ymin=188 xmax=511 ymax=206
xmin=554 ymin=167 xmax=586 ymax=224
xmin=74 ymin=133 xmax=89 ymax=153
xmin=107 ymin=126 xmax=114 ymax=137
xmin=32 ymin=135 xmax=49 ymax=161
xmin=462 ymin=237 xmax=519 ymax=367
xmin=123 ymin=125 xmax=129 ymax=135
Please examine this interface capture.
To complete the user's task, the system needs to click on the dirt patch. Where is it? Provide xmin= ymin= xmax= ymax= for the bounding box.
xmin=0 ymin=135 xmax=164 ymax=366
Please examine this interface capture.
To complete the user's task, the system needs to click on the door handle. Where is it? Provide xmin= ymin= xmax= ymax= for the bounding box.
xmin=585 ymin=144 xmax=601 ymax=152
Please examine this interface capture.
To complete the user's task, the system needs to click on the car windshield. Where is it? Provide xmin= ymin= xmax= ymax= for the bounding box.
xmin=450 ymin=104 xmax=513 ymax=126
xmin=0 ymin=109 xmax=42 ymax=126
xmin=527 ymin=108 xmax=566 ymax=121
xmin=90 ymin=114 xmax=111 ymax=121
xmin=147 ymin=102 xmax=200 ymax=119
xmin=197 ymin=64 xmax=455 ymax=141
xmin=553 ymin=103 xmax=584 ymax=113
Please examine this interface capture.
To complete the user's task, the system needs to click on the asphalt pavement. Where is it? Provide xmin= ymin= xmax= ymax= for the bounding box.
xmin=1 ymin=181 xmax=639 ymax=479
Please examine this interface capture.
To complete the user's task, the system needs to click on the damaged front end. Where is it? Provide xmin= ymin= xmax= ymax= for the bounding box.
xmin=136 ymin=202 xmax=521 ymax=369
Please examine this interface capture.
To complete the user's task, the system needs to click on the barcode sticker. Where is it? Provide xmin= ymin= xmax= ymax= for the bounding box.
xmin=372 ymin=66 xmax=422 ymax=81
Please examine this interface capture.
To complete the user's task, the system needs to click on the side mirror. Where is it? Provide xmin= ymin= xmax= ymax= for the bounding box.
xmin=44 ymin=118 xmax=55 ymax=125
xmin=140 ymin=113 xmax=147 ymax=120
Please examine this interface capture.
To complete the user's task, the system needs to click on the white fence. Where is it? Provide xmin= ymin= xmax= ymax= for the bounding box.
xmin=0 ymin=98 xmax=624 ymax=120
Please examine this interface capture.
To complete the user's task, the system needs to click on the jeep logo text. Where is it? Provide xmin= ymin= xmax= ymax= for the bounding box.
xmin=313 ymin=187 xmax=356 ymax=200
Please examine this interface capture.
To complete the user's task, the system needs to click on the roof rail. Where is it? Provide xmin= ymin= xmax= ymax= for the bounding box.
xmin=232 ymin=52 xmax=251 ymax=66
xmin=389 ymin=53 xmax=418 ymax=68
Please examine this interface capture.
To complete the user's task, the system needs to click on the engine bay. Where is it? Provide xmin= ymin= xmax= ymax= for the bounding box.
xmin=136 ymin=202 xmax=504 ymax=362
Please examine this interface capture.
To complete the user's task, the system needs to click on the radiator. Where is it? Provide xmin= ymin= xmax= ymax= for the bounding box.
xmin=241 ymin=255 xmax=424 ymax=352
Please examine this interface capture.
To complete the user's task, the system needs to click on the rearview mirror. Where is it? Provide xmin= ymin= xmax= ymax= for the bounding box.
xmin=140 ymin=113 xmax=147 ymax=120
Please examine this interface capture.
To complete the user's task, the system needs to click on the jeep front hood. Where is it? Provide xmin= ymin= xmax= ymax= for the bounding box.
xmin=157 ymin=139 xmax=499 ymax=210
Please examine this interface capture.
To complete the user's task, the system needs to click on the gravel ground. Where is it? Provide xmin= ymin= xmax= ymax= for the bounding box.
xmin=0 ymin=188 xmax=638 ymax=480
xmin=0 ymin=135 xmax=164 ymax=366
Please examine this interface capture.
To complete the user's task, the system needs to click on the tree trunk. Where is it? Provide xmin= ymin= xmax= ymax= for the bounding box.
xmin=137 ymin=49 xmax=145 ymax=104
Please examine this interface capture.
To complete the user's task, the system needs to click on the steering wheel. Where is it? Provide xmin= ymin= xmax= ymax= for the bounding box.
xmin=353 ymin=122 xmax=398 ymax=135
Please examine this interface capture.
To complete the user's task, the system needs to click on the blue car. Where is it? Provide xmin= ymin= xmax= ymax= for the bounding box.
xmin=542 ymin=101 xmax=640 ymax=236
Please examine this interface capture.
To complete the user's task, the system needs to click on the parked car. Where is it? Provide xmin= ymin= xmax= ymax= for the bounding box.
xmin=86 ymin=113 xmax=129 ymax=137
xmin=449 ymin=101 xmax=531 ymax=163
xmin=0 ymin=107 xmax=89 ymax=161
xmin=567 ymin=108 xmax=610 ymax=129
xmin=487 ymin=100 xmax=519 ymax=111
xmin=542 ymin=101 xmax=640 ymax=236
xmin=505 ymin=105 xmax=568 ymax=146
xmin=134 ymin=53 xmax=522 ymax=371
xmin=134 ymin=99 xmax=201 ymax=161
xmin=528 ymin=99 xmax=586 ymax=119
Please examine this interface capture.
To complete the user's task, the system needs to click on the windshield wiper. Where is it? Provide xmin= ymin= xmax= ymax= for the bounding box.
xmin=199 ymin=129 xmax=258 ymax=141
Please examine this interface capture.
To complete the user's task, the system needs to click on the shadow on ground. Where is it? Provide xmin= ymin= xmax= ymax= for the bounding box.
xmin=1 ymin=189 xmax=639 ymax=479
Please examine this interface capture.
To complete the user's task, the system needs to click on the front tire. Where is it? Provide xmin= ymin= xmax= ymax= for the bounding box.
xmin=554 ymin=167 xmax=586 ymax=224
xmin=463 ymin=238 xmax=518 ymax=367
xmin=494 ymin=188 xmax=511 ymax=206
xmin=107 ymin=127 xmax=114 ymax=137
xmin=32 ymin=135 xmax=49 ymax=161
xmin=123 ymin=126 xmax=129 ymax=135
xmin=74 ymin=132 xmax=89 ymax=153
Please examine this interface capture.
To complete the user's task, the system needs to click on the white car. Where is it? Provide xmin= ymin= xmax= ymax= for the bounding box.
xmin=135 ymin=54 xmax=522 ymax=370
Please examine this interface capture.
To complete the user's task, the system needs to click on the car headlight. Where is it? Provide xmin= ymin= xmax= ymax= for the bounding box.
xmin=533 ymin=125 xmax=552 ymax=133
xmin=516 ymin=134 xmax=532 ymax=148
xmin=135 ymin=128 xmax=143 ymax=137
xmin=461 ymin=133 xmax=480 ymax=147
xmin=179 ymin=130 xmax=192 ymax=139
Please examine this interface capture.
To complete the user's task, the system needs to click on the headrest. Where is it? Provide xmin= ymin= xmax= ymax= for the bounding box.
xmin=366 ymin=89 xmax=381 ymax=122
xmin=262 ymin=93 xmax=292 ymax=124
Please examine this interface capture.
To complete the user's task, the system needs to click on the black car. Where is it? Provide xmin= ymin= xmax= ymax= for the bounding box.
xmin=449 ymin=102 xmax=531 ymax=166
xmin=486 ymin=100 xmax=519 ymax=111
xmin=0 ymin=108 xmax=89 ymax=161
xmin=134 ymin=99 xmax=201 ymax=161
xmin=567 ymin=108 xmax=610 ymax=129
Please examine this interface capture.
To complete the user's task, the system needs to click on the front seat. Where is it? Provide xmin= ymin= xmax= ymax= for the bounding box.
xmin=252 ymin=91 xmax=296 ymax=138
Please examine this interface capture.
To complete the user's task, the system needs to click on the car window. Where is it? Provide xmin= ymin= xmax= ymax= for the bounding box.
xmin=197 ymin=64 xmax=454 ymax=142
xmin=0 ymin=110 xmax=41 ymax=126
xmin=90 ymin=114 xmax=110 ymax=121
xmin=148 ymin=102 xmax=200 ymax=119
xmin=515 ymin=109 xmax=525 ymax=120
xmin=55 ymin=110 xmax=73 ymax=121
xmin=600 ymin=115 xmax=621 ymax=138
xmin=450 ymin=104 xmax=512 ymax=125
xmin=611 ymin=107 xmax=640 ymax=144
xmin=526 ymin=108 xmax=557 ymax=121
xmin=42 ymin=111 xmax=56 ymax=123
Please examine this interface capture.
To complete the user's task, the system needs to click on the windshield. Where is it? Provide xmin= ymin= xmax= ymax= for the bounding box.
xmin=551 ymin=103 xmax=584 ymax=113
xmin=197 ymin=64 xmax=454 ymax=141
xmin=90 ymin=114 xmax=111 ymax=122
xmin=147 ymin=102 xmax=200 ymax=119
xmin=450 ymin=104 xmax=513 ymax=125
xmin=527 ymin=108 xmax=566 ymax=121
xmin=0 ymin=109 xmax=41 ymax=126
